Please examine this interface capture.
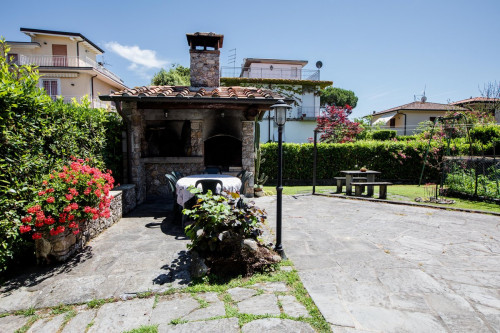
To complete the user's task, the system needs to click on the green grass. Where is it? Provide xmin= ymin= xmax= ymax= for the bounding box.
xmin=86 ymin=298 xmax=115 ymax=309
xmin=263 ymin=185 xmax=500 ymax=213
xmin=124 ymin=324 xmax=159 ymax=333
xmin=14 ymin=307 xmax=36 ymax=317
xmin=51 ymin=304 xmax=72 ymax=315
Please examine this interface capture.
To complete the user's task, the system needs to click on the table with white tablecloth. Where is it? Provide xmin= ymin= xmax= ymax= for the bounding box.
xmin=175 ymin=174 xmax=242 ymax=206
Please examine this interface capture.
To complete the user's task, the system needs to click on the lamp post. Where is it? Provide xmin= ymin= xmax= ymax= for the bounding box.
xmin=271 ymin=99 xmax=291 ymax=258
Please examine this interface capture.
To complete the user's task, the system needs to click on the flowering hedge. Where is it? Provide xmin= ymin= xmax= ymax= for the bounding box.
xmin=19 ymin=159 xmax=114 ymax=240
xmin=260 ymin=140 xmax=480 ymax=183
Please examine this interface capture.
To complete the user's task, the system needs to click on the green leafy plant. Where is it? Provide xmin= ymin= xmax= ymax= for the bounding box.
xmin=372 ymin=130 xmax=397 ymax=141
xmin=183 ymin=188 xmax=265 ymax=254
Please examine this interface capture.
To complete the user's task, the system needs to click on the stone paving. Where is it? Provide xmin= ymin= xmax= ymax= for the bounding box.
xmin=255 ymin=194 xmax=500 ymax=333
xmin=0 ymin=283 xmax=312 ymax=333
xmin=1 ymin=194 xmax=500 ymax=332
xmin=0 ymin=200 xmax=314 ymax=332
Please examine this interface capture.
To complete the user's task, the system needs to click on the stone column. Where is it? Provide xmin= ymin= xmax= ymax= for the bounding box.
xmin=124 ymin=101 xmax=146 ymax=205
xmin=191 ymin=120 xmax=203 ymax=157
xmin=241 ymin=121 xmax=255 ymax=197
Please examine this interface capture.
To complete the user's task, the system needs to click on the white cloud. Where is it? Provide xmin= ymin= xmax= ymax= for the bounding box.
xmin=105 ymin=41 xmax=167 ymax=69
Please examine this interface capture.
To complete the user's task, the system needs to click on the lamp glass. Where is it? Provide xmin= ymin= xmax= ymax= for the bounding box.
xmin=275 ymin=107 xmax=287 ymax=125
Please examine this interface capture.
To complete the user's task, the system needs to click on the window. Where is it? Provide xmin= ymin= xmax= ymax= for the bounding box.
xmin=42 ymin=79 xmax=59 ymax=100
xmin=389 ymin=118 xmax=396 ymax=128
xmin=7 ymin=53 xmax=18 ymax=64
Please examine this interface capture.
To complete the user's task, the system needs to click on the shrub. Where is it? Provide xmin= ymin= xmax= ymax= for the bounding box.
xmin=260 ymin=140 xmax=478 ymax=183
xmin=469 ymin=124 xmax=500 ymax=145
xmin=372 ymin=130 xmax=397 ymax=141
xmin=19 ymin=159 xmax=115 ymax=240
xmin=0 ymin=40 xmax=122 ymax=272
xmin=183 ymin=188 xmax=278 ymax=276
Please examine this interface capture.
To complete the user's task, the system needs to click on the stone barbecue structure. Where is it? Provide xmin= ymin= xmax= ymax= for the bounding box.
xmin=101 ymin=32 xmax=286 ymax=204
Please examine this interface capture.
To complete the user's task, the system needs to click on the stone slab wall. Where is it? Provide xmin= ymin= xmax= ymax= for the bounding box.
xmin=113 ymin=185 xmax=136 ymax=215
xmin=145 ymin=159 xmax=204 ymax=198
xmin=242 ymin=121 xmax=255 ymax=197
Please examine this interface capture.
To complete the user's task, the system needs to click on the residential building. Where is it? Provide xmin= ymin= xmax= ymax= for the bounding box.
xmin=220 ymin=58 xmax=332 ymax=143
xmin=450 ymin=97 xmax=500 ymax=123
xmin=371 ymin=98 xmax=468 ymax=135
xmin=6 ymin=28 xmax=127 ymax=109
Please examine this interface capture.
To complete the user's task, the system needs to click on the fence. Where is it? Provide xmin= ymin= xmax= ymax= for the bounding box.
xmin=443 ymin=155 xmax=500 ymax=200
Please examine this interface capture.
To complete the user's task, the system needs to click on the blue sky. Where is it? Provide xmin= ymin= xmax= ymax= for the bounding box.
xmin=2 ymin=0 xmax=500 ymax=119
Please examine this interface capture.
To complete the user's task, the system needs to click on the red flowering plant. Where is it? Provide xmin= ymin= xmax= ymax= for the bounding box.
xmin=19 ymin=157 xmax=115 ymax=240
xmin=316 ymin=104 xmax=362 ymax=143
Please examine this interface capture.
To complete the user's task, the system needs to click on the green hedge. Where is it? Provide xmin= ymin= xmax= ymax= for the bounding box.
xmin=372 ymin=130 xmax=397 ymax=141
xmin=0 ymin=41 xmax=122 ymax=273
xmin=260 ymin=140 xmax=476 ymax=183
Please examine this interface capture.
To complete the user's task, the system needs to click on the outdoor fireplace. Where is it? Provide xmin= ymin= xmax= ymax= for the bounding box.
xmin=100 ymin=32 xmax=288 ymax=203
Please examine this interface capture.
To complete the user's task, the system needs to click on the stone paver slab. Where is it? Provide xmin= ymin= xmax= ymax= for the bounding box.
xmin=251 ymin=282 xmax=288 ymax=293
xmin=241 ymin=318 xmax=315 ymax=333
xmin=227 ymin=287 xmax=257 ymax=302
xmin=159 ymin=318 xmax=239 ymax=333
xmin=150 ymin=294 xmax=199 ymax=324
xmin=0 ymin=314 xmax=29 ymax=333
xmin=88 ymin=298 xmax=154 ymax=333
xmin=181 ymin=301 xmax=225 ymax=321
xmin=27 ymin=313 xmax=65 ymax=333
xmin=62 ymin=309 xmax=97 ymax=333
xmin=237 ymin=294 xmax=280 ymax=316
xmin=278 ymin=295 xmax=310 ymax=317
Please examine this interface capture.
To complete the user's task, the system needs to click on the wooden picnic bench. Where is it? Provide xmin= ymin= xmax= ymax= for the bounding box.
xmin=351 ymin=181 xmax=393 ymax=199
xmin=334 ymin=176 xmax=368 ymax=193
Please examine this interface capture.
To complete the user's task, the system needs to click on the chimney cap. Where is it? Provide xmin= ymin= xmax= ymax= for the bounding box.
xmin=186 ymin=32 xmax=224 ymax=50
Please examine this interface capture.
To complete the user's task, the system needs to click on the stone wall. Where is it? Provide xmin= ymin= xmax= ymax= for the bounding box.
xmin=189 ymin=50 xmax=220 ymax=87
xmin=241 ymin=121 xmax=255 ymax=197
xmin=144 ymin=158 xmax=204 ymax=198
xmin=114 ymin=184 xmax=137 ymax=214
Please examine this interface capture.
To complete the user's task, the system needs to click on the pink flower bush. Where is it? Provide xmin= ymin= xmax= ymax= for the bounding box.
xmin=20 ymin=157 xmax=115 ymax=240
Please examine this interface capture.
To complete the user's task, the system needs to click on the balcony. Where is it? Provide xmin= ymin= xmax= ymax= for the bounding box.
xmin=18 ymin=55 xmax=124 ymax=84
xmin=220 ymin=66 xmax=320 ymax=81
xmin=47 ymin=95 xmax=116 ymax=110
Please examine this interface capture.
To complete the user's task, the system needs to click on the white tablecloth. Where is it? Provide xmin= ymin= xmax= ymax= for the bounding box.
xmin=176 ymin=174 xmax=242 ymax=206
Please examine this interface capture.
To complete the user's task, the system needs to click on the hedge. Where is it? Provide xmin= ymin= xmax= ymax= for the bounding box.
xmin=260 ymin=140 xmax=478 ymax=184
xmin=0 ymin=41 xmax=123 ymax=273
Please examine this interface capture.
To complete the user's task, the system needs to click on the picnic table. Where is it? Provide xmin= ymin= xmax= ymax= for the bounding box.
xmin=340 ymin=170 xmax=381 ymax=196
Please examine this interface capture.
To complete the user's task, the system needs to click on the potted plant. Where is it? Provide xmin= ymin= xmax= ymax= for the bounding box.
xmin=19 ymin=158 xmax=114 ymax=263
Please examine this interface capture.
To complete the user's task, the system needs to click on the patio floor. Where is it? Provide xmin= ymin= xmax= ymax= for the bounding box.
xmin=255 ymin=194 xmax=500 ymax=332
xmin=1 ymin=195 xmax=499 ymax=332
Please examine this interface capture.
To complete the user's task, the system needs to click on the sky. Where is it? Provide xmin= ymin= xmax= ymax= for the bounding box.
xmin=2 ymin=0 xmax=500 ymax=119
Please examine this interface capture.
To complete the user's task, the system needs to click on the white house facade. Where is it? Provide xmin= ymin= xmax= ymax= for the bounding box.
xmin=220 ymin=58 xmax=332 ymax=143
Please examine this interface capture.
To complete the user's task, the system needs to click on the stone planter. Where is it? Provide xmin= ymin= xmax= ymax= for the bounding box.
xmin=254 ymin=188 xmax=265 ymax=197
xmin=35 ymin=229 xmax=80 ymax=264
xmin=34 ymin=191 xmax=123 ymax=264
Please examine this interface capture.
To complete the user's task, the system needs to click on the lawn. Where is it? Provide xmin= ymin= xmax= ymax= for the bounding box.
xmin=263 ymin=185 xmax=500 ymax=214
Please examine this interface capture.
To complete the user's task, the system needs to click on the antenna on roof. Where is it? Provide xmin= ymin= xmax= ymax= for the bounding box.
xmin=414 ymin=85 xmax=427 ymax=103
xmin=228 ymin=48 xmax=236 ymax=77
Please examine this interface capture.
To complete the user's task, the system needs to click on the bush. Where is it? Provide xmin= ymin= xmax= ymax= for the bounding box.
xmin=0 ymin=40 xmax=122 ymax=273
xmin=183 ymin=188 xmax=278 ymax=277
xmin=372 ymin=130 xmax=397 ymax=141
xmin=260 ymin=140 xmax=477 ymax=183
xmin=469 ymin=124 xmax=500 ymax=145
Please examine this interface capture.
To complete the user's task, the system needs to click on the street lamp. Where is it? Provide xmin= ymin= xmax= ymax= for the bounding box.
xmin=271 ymin=99 xmax=291 ymax=258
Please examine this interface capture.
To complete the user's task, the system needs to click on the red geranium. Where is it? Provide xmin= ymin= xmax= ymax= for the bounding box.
xmin=20 ymin=158 xmax=114 ymax=240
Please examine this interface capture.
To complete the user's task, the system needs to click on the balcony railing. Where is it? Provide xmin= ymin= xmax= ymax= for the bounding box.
xmin=47 ymin=95 xmax=116 ymax=110
xmin=18 ymin=55 xmax=124 ymax=84
xmin=220 ymin=66 xmax=320 ymax=81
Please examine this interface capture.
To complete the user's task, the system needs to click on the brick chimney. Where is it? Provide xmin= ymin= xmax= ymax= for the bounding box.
xmin=186 ymin=32 xmax=224 ymax=87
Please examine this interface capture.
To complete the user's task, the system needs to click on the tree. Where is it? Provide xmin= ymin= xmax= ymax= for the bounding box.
xmin=316 ymin=105 xmax=362 ymax=143
xmin=151 ymin=64 xmax=190 ymax=86
xmin=320 ymin=87 xmax=358 ymax=108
